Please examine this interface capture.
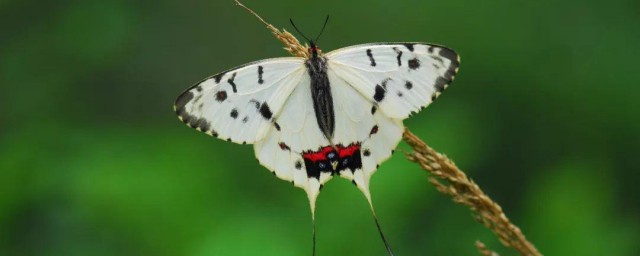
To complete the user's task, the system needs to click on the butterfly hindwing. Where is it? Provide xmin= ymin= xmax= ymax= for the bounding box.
xmin=326 ymin=43 xmax=460 ymax=119
xmin=254 ymin=73 xmax=333 ymax=208
xmin=328 ymin=69 xmax=404 ymax=200
xmin=174 ymin=58 xmax=306 ymax=144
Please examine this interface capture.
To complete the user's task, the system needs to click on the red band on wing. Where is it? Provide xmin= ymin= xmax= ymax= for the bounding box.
xmin=303 ymin=144 xmax=361 ymax=162
xmin=338 ymin=144 xmax=360 ymax=158
xmin=303 ymin=146 xmax=334 ymax=162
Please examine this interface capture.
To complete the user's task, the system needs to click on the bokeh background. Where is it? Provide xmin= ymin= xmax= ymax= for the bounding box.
xmin=2 ymin=0 xmax=639 ymax=255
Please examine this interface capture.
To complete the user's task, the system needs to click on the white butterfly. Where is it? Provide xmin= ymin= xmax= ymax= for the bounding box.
xmin=175 ymin=35 xmax=459 ymax=254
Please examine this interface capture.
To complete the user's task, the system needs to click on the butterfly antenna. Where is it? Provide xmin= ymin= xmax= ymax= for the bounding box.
xmin=314 ymin=15 xmax=330 ymax=43
xmin=290 ymin=18 xmax=311 ymax=42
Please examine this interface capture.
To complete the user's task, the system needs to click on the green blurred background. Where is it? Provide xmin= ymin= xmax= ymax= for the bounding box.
xmin=2 ymin=0 xmax=639 ymax=255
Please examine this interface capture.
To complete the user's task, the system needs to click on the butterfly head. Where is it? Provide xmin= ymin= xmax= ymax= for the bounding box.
xmin=290 ymin=16 xmax=329 ymax=59
xmin=308 ymin=41 xmax=320 ymax=58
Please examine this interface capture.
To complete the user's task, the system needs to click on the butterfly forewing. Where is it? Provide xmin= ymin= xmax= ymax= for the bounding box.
xmin=174 ymin=58 xmax=305 ymax=144
xmin=326 ymin=43 xmax=460 ymax=119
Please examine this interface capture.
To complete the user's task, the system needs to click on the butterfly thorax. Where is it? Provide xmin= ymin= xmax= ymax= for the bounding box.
xmin=305 ymin=52 xmax=335 ymax=142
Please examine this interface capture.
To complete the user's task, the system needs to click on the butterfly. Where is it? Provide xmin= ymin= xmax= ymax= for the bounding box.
xmin=174 ymin=17 xmax=459 ymax=255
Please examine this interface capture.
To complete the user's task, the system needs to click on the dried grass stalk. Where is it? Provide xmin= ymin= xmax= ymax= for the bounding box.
xmin=476 ymin=241 xmax=500 ymax=256
xmin=235 ymin=1 xmax=541 ymax=255
xmin=235 ymin=0 xmax=309 ymax=58
xmin=404 ymin=129 xmax=541 ymax=256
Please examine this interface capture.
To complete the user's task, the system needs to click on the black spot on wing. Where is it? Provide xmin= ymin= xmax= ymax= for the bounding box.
xmin=249 ymin=99 xmax=261 ymax=109
xmin=191 ymin=118 xmax=210 ymax=132
xmin=213 ymin=71 xmax=227 ymax=83
xmin=295 ymin=160 xmax=302 ymax=170
xmin=405 ymin=81 xmax=413 ymax=90
xmin=408 ymin=58 xmax=421 ymax=70
xmin=439 ymin=47 xmax=459 ymax=66
xmin=305 ymin=161 xmax=325 ymax=180
xmin=363 ymin=149 xmax=371 ymax=157
xmin=338 ymin=149 xmax=362 ymax=174
xmin=176 ymin=102 xmax=212 ymax=135
xmin=403 ymin=43 xmax=415 ymax=52
xmin=196 ymin=86 xmax=202 ymax=92
xmin=366 ymin=49 xmax=376 ymax=67
xmin=373 ymin=84 xmax=386 ymax=102
xmin=230 ymin=109 xmax=238 ymax=119
xmin=279 ymin=142 xmax=290 ymax=151
xmin=439 ymin=47 xmax=460 ymax=81
xmin=193 ymin=94 xmax=202 ymax=104
xmin=227 ymin=72 xmax=237 ymax=93
xmin=258 ymin=65 xmax=264 ymax=84
xmin=274 ymin=122 xmax=281 ymax=131
xmin=393 ymin=47 xmax=403 ymax=66
xmin=259 ymin=102 xmax=273 ymax=120
xmin=428 ymin=46 xmax=435 ymax=53
xmin=369 ymin=125 xmax=379 ymax=136
xmin=381 ymin=78 xmax=391 ymax=88
xmin=433 ymin=56 xmax=444 ymax=65
xmin=371 ymin=106 xmax=377 ymax=115
xmin=435 ymin=77 xmax=447 ymax=92
xmin=177 ymin=109 xmax=192 ymax=123
xmin=215 ymin=90 xmax=227 ymax=102
xmin=242 ymin=116 xmax=249 ymax=123
xmin=443 ymin=68 xmax=456 ymax=81
xmin=174 ymin=91 xmax=193 ymax=113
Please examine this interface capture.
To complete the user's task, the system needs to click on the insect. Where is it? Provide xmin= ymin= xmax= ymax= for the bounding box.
xmin=174 ymin=15 xmax=459 ymax=255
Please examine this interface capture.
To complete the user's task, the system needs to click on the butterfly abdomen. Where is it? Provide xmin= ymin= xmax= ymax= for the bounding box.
xmin=305 ymin=57 xmax=335 ymax=141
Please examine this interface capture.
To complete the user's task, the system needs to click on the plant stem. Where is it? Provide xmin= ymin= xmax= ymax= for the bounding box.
xmin=403 ymin=129 xmax=541 ymax=256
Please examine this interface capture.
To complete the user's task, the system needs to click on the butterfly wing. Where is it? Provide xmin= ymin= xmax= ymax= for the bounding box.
xmin=325 ymin=43 xmax=459 ymax=201
xmin=328 ymin=68 xmax=404 ymax=202
xmin=326 ymin=43 xmax=460 ymax=119
xmin=174 ymin=58 xmax=306 ymax=144
xmin=254 ymin=73 xmax=333 ymax=210
xmin=175 ymin=57 xmax=333 ymax=209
